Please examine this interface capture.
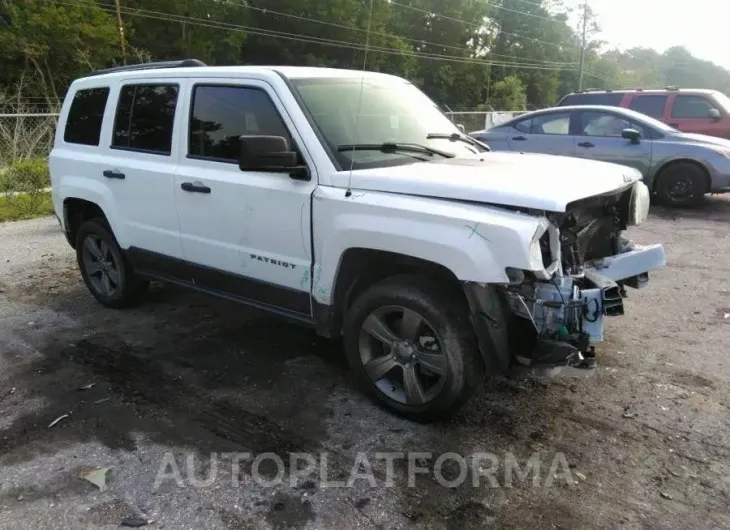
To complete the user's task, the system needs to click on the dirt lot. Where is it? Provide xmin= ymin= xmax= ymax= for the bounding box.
xmin=0 ymin=200 xmax=728 ymax=530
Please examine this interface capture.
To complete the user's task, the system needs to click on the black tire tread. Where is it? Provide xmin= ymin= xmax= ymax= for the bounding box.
xmin=343 ymin=274 xmax=484 ymax=423
xmin=75 ymin=217 xmax=145 ymax=309
xmin=655 ymin=161 xmax=707 ymax=207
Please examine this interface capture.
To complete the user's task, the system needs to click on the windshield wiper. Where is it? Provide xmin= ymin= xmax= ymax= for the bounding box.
xmin=336 ymin=142 xmax=455 ymax=159
xmin=426 ymin=132 xmax=490 ymax=152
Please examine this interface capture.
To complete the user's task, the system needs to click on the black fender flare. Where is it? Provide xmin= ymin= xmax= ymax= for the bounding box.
xmin=462 ymin=282 xmax=511 ymax=375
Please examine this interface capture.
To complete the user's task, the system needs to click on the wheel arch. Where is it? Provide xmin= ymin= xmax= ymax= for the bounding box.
xmin=651 ymin=158 xmax=711 ymax=194
xmin=63 ymin=197 xmax=110 ymax=249
xmin=314 ymin=248 xmax=468 ymax=339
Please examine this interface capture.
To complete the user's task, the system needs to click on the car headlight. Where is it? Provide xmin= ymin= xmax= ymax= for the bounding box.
xmin=529 ymin=217 xmax=560 ymax=279
xmin=628 ymin=181 xmax=650 ymax=226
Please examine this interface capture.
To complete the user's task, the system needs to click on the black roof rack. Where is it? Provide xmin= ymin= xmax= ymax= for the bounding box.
xmin=87 ymin=59 xmax=207 ymax=77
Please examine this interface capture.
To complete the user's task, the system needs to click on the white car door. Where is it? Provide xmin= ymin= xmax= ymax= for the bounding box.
xmin=99 ymin=79 xmax=185 ymax=264
xmin=173 ymin=78 xmax=317 ymax=318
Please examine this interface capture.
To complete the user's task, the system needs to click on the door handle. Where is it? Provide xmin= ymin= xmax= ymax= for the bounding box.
xmin=180 ymin=182 xmax=211 ymax=194
xmin=577 ymin=142 xmax=595 ymax=148
xmin=511 ymin=136 xmax=527 ymax=141
xmin=103 ymin=170 xmax=125 ymax=179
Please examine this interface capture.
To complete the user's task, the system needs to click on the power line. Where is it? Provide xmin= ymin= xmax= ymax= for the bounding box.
xmin=389 ymin=1 xmax=577 ymax=50
xmin=52 ymin=0 xmax=577 ymax=72
xmin=474 ymin=0 xmax=568 ymax=24
xmin=221 ymin=0 xmax=576 ymax=66
xmin=584 ymin=70 xmax=621 ymax=87
xmin=507 ymin=0 xmax=557 ymax=8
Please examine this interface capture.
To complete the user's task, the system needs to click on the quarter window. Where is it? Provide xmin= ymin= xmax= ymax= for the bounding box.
xmin=189 ymin=85 xmax=292 ymax=162
xmin=112 ymin=84 xmax=179 ymax=154
xmin=63 ymin=87 xmax=110 ymax=146
xmin=629 ymin=95 xmax=667 ymax=119
xmin=671 ymin=95 xmax=716 ymax=118
xmin=514 ymin=119 xmax=532 ymax=133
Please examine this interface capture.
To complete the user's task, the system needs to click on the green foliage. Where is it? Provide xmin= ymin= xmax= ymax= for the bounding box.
xmin=0 ymin=0 xmax=119 ymax=104
xmin=1 ymin=0 xmax=729 ymax=112
xmin=123 ymin=0 xmax=248 ymax=66
xmin=0 ymin=192 xmax=53 ymax=222
xmin=4 ymin=158 xmax=50 ymax=192
xmin=489 ymin=76 xmax=527 ymax=111
xmin=1 ymin=159 xmax=51 ymax=218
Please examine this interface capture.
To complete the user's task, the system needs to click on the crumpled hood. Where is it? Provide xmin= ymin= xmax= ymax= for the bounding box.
xmin=333 ymin=151 xmax=640 ymax=212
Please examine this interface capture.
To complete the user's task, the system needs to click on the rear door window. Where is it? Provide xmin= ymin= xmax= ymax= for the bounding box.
xmin=112 ymin=84 xmax=179 ymax=155
xmin=671 ymin=95 xmax=716 ymax=118
xmin=629 ymin=95 xmax=668 ymax=119
xmin=530 ymin=113 xmax=571 ymax=135
xmin=63 ymin=87 xmax=110 ymax=146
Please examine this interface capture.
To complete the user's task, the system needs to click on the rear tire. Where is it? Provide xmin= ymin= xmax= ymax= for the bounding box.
xmin=655 ymin=162 xmax=707 ymax=207
xmin=76 ymin=218 xmax=146 ymax=309
xmin=343 ymin=275 xmax=484 ymax=423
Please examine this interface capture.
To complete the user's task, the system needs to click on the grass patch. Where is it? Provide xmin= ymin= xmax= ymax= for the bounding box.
xmin=0 ymin=192 xmax=54 ymax=222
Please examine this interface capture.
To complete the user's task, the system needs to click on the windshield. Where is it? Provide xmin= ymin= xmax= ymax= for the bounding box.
xmin=641 ymin=114 xmax=679 ymax=133
xmin=289 ymin=77 xmax=480 ymax=170
xmin=712 ymin=91 xmax=730 ymax=113
xmin=618 ymin=107 xmax=678 ymax=133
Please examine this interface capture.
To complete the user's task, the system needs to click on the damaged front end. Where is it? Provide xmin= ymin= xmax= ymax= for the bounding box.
xmin=469 ymin=180 xmax=665 ymax=379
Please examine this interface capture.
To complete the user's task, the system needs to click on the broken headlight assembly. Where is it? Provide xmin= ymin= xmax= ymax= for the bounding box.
xmin=628 ymin=181 xmax=650 ymax=226
xmin=528 ymin=217 xmax=560 ymax=280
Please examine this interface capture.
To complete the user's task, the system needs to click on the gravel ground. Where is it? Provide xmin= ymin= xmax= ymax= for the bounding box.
xmin=0 ymin=201 xmax=728 ymax=530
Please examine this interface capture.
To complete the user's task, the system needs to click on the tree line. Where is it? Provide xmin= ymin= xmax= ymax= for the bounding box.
xmin=2 ymin=0 xmax=730 ymax=112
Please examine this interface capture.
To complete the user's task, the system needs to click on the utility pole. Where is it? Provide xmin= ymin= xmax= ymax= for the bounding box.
xmin=114 ymin=0 xmax=127 ymax=65
xmin=578 ymin=0 xmax=588 ymax=91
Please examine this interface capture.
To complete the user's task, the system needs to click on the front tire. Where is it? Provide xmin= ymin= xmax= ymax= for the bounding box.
xmin=76 ymin=218 xmax=146 ymax=309
xmin=655 ymin=162 xmax=707 ymax=207
xmin=343 ymin=275 xmax=484 ymax=422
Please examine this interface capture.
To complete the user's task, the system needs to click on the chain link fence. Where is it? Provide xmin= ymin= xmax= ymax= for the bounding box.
xmin=0 ymin=113 xmax=59 ymax=169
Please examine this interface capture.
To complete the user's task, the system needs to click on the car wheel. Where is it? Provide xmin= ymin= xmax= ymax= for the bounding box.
xmin=343 ymin=275 xmax=484 ymax=422
xmin=656 ymin=162 xmax=707 ymax=207
xmin=76 ymin=218 xmax=146 ymax=308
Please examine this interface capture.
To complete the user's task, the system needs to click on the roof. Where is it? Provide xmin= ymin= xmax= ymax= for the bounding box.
xmin=74 ymin=64 xmax=401 ymax=85
xmin=565 ymin=88 xmax=718 ymax=96
xmin=489 ymin=105 xmax=672 ymax=128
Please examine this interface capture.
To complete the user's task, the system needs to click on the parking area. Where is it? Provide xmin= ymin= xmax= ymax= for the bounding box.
xmin=0 ymin=199 xmax=728 ymax=530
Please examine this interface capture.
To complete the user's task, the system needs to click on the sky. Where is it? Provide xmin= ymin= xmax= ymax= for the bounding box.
xmin=563 ymin=0 xmax=730 ymax=70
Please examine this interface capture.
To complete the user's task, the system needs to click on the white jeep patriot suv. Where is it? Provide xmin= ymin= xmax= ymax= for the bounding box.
xmin=50 ymin=59 xmax=665 ymax=422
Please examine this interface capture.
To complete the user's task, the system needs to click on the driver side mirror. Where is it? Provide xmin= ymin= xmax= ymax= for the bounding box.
xmin=456 ymin=124 xmax=466 ymax=133
xmin=238 ymin=135 xmax=309 ymax=180
xmin=621 ymin=128 xmax=641 ymax=144
xmin=709 ymin=108 xmax=721 ymax=120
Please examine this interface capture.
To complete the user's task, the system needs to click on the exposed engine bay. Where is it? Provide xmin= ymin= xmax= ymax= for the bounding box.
xmin=546 ymin=184 xmax=633 ymax=276
xmin=502 ymin=181 xmax=663 ymax=377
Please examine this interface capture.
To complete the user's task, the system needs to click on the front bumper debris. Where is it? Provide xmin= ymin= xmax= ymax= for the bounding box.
xmin=506 ymin=242 xmax=666 ymax=378
xmin=585 ymin=243 xmax=665 ymax=289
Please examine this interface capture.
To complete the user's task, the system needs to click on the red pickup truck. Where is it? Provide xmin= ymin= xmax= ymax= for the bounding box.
xmin=557 ymin=88 xmax=730 ymax=139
